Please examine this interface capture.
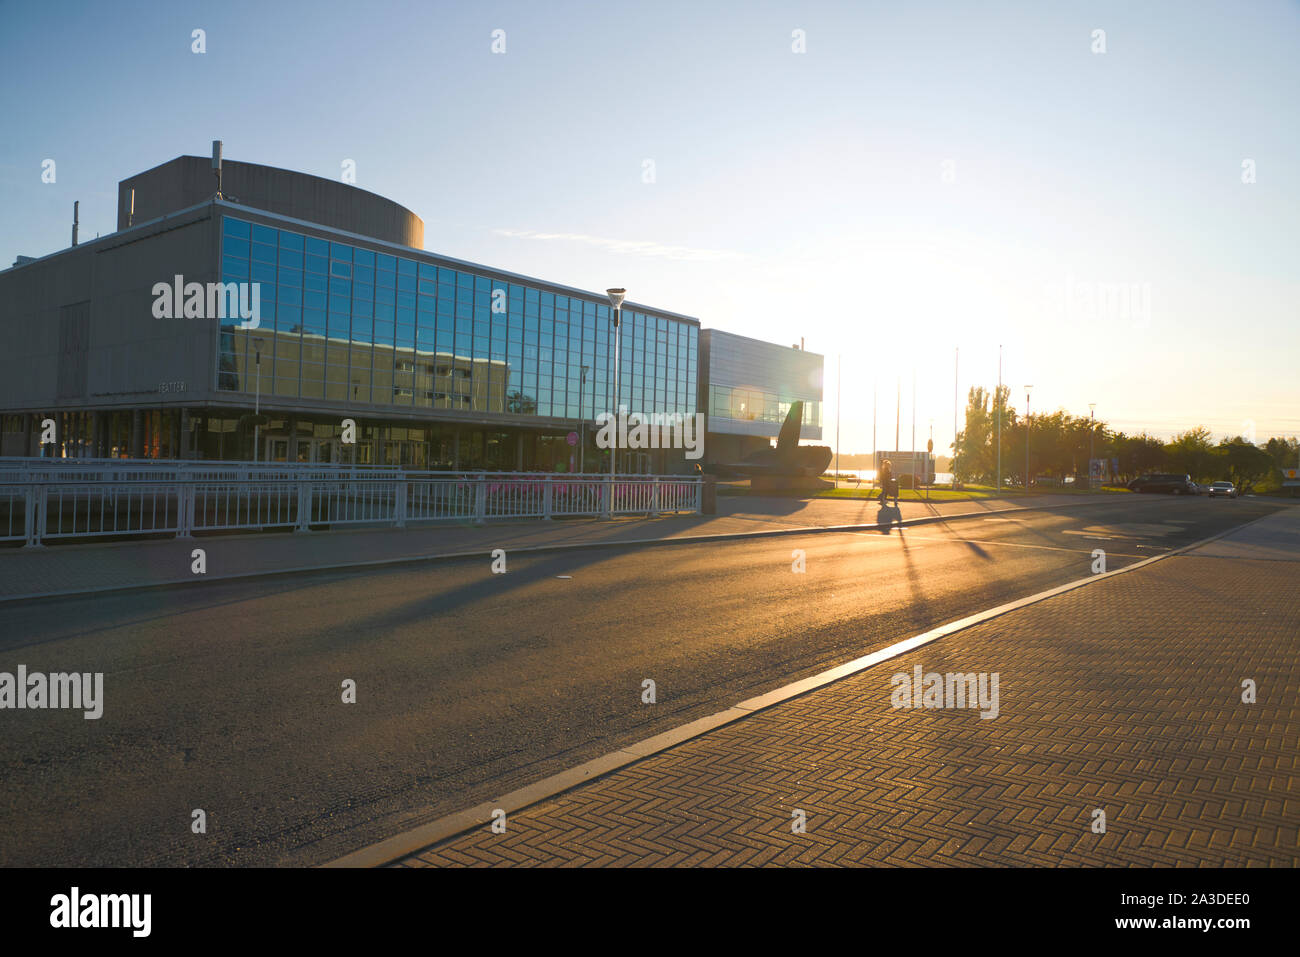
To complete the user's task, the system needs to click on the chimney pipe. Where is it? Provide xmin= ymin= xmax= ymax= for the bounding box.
xmin=212 ymin=139 xmax=223 ymax=198
xmin=72 ymin=201 xmax=79 ymax=247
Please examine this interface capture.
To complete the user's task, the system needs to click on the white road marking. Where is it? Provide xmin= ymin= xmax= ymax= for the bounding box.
xmin=900 ymin=533 xmax=1142 ymax=557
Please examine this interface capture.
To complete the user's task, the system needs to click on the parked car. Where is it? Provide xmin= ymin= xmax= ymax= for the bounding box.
xmin=1208 ymin=481 xmax=1238 ymax=499
xmin=1127 ymin=473 xmax=1197 ymax=495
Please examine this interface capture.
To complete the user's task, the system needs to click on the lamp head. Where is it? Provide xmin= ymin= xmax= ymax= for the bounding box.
xmin=605 ymin=288 xmax=626 ymax=310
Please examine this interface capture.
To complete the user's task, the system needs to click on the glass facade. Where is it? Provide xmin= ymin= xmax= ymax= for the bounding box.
xmin=707 ymin=385 xmax=821 ymax=429
xmin=217 ymin=216 xmax=698 ymax=422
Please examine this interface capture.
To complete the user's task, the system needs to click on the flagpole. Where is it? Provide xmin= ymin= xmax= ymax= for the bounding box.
xmin=834 ymin=354 xmax=841 ymax=490
xmin=996 ymin=344 xmax=1003 ymax=491
xmin=895 ymin=377 xmax=900 ymax=463
xmin=953 ymin=347 xmax=958 ymax=487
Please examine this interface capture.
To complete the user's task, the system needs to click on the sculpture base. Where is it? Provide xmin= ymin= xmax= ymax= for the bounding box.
xmin=750 ymin=475 xmax=833 ymax=493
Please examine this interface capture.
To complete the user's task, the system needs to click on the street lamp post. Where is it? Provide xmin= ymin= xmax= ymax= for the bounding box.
xmin=579 ymin=364 xmax=589 ymax=474
xmin=605 ymin=288 xmax=626 ymax=517
xmin=1088 ymin=402 xmax=1096 ymax=490
xmin=1023 ymin=384 xmax=1033 ymax=493
xmin=253 ymin=344 xmax=262 ymax=462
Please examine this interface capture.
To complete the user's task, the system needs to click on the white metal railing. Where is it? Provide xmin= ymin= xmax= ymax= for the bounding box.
xmin=1 ymin=468 xmax=701 ymax=546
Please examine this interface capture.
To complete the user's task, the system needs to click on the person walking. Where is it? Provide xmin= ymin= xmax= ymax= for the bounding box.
xmin=878 ymin=459 xmax=895 ymax=505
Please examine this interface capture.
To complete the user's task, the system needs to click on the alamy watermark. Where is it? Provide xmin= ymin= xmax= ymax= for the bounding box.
xmin=890 ymin=664 xmax=999 ymax=719
xmin=50 ymin=887 xmax=150 ymax=937
xmin=1042 ymin=272 xmax=1151 ymax=330
xmin=1 ymin=666 xmax=104 ymax=719
xmin=594 ymin=408 xmax=704 ymax=460
xmin=152 ymin=275 xmax=261 ymax=329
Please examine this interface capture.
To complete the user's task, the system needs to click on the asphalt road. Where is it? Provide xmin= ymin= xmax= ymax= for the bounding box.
xmin=0 ymin=496 xmax=1280 ymax=866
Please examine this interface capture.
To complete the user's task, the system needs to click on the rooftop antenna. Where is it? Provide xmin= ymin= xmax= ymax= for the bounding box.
xmin=128 ymin=188 xmax=135 ymax=227
xmin=212 ymin=139 xmax=223 ymax=199
xmin=72 ymin=201 xmax=79 ymax=247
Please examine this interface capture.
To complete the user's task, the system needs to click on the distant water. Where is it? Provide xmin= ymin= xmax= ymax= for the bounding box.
xmin=829 ymin=469 xmax=955 ymax=485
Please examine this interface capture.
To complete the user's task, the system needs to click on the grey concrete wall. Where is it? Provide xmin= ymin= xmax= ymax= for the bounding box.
xmin=119 ymin=156 xmax=424 ymax=248
xmin=0 ymin=209 xmax=217 ymax=412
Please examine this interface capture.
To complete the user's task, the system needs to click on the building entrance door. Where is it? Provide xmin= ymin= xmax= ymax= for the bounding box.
xmin=310 ymin=438 xmax=337 ymax=463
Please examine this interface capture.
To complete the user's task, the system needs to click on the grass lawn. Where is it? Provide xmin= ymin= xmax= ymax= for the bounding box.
xmin=720 ymin=481 xmax=1132 ymax=502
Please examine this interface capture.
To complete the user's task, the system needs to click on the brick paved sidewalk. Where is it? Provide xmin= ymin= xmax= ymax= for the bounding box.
xmin=0 ymin=491 xmax=1115 ymax=602
xmin=394 ymin=508 xmax=1300 ymax=867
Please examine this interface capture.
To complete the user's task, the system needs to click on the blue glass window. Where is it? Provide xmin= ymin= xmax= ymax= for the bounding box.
xmin=251 ymin=224 xmax=278 ymax=245
xmin=223 ymin=218 xmax=250 ymax=239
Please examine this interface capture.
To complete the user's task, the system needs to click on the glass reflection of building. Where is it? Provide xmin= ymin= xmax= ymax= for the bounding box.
xmin=217 ymin=216 xmax=698 ymax=469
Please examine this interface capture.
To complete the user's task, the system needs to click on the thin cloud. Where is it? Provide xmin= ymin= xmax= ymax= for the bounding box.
xmin=493 ymin=228 xmax=744 ymax=263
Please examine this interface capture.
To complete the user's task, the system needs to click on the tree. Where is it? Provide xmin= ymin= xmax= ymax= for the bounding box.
xmin=1110 ymin=432 xmax=1164 ymax=483
xmin=954 ymin=384 xmax=1012 ymax=484
xmin=1265 ymin=436 xmax=1299 ymax=472
xmin=506 ymin=391 xmax=537 ymax=415
xmin=1165 ymin=427 xmax=1215 ymax=482
xmin=953 ymin=386 xmax=993 ymax=483
xmin=1215 ymin=437 xmax=1275 ymax=493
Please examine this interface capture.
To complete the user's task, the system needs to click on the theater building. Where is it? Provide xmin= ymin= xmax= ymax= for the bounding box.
xmin=0 ymin=153 xmax=701 ymax=472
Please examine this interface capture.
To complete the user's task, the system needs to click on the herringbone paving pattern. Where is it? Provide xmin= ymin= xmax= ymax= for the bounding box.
xmin=397 ymin=551 xmax=1300 ymax=866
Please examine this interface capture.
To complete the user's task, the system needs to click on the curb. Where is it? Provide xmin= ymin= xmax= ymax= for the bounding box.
xmin=0 ymin=496 xmax=1132 ymax=607
xmin=320 ymin=505 xmax=1277 ymax=867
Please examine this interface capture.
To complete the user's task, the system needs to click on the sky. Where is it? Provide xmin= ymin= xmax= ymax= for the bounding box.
xmin=1 ymin=0 xmax=1296 ymax=456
